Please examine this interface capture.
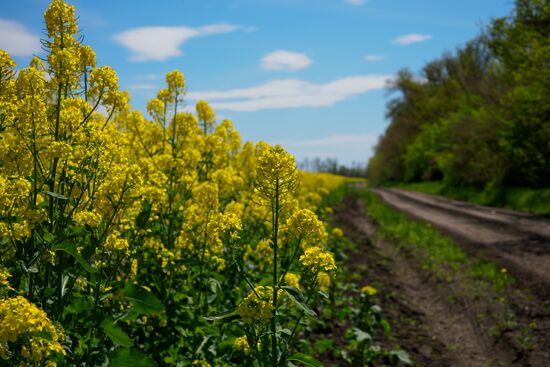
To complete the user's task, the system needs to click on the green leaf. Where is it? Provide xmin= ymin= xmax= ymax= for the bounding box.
xmin=135 ymin=203 xmax=151 ymax=229
xmin=44 ymin=191 xmax=69 ymax=200
xmin=100 ymin=319 xmax=133 ymax=348
xmin=288 ymin=353 xmax=324 ymax=367
xmin=202 ymin=309 xmax=239 ymax=321
xmin=29 ymin=330 xmax=52 ymax=341
xmin=390 ymin=350 xmax=412 ymax=365
xmin=353 ymin=328 xmax=371 ymax=343
xmin=18 ymin=260 xmax=38 ymax=273
xmin=317 ymin=290 xmax=329 ymax=299
xmin=123 ymin=282 xmax=164 ymax=315
xmin=381 ymin=318 xmax=391 ymax=336
xmin=282 ymin=286 xmax=317 ymax=318
xmin=52 ymin=241 xmax=98 ymax=273
xmin=65 ymin=296 xmax=94 ymax=315
xmin=119 ymin=307 xmax=141 ymax=322
xmin=43 ymin=231 xmax=55 ymax=243
xmin=110 ymin=348 xmax=155 ymax=367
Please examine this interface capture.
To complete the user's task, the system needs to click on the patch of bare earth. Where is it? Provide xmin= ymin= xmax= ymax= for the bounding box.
xmin=333 ymin=192 xmax=549 ymax=366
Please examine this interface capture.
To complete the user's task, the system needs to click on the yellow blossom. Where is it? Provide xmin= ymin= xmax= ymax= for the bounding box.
xmin=287 ymin=209 xmax=327 ymax=246
xmin=300 ymin=246 xmax=337 ymax=273
xmin=332 ymin=227 xmax=344 ymax=238
xmin=0 ymin=296 xmax=65 ymax=362
xmin=192 ymin=360 xmax=211 ymax=367
xmin=317 ymin=271 xmax=331 ymax=291
xmin=166 ymin=70 xmax=185 ymax=96
xmin=44 ymin=0 xmax=78 ymax=37
xmin=237 ymin=286 xmax=282 ymax=324
xmin=234 ymin=336 xmax=251 ymax=354
xmin=255 ymin=145 xmax=299 ymax=202
xmin=283 ymin=273 xmax=301 ymax=289
xmin=361 ymin=285 xmax=377 ymax=296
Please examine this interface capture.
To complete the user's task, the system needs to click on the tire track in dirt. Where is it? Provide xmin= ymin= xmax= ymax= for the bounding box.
xmin=371 ymin=188 xmax=550 ymax=302
xmin=367 ymin=188 xmax=550 ymax=366
xmin=334 ymin=194 xmax=516 ymax=366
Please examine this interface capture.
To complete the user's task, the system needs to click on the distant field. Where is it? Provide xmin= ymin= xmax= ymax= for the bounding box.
xmin=300 ymin=171 xmax=366 ymax=192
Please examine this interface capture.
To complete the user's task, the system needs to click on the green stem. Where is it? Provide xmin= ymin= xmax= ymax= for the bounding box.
xmin=280 ymin=273 xmax=318 ymax=363
xmin=197 ymin=212 xmax=210 ymax=310
xmin=271 ymin=177 xmax=280 ymax=367
xmin=277 ymin=237 xmax=302 ymax=288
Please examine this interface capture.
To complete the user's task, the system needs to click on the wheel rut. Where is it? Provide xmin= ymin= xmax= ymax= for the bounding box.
xmin=334 ymin=195 xmax=518 ymax=366
xmin=334 ymin=190 xmax=550 ymax=366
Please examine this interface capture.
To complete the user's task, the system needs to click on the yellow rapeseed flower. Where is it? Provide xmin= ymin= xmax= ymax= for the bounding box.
xmin=317 ymin=271 xmax=331 ymax=291
xmin=283 ymin=273 xmax=301 ymax=289
xmin=255 ymin=145 xmax=299 ymax=202
xmin=0 ymin=296 xmax=65 ymax=362
xmin=237 ymin=286 xmax=282 ymax=325
xmin=44 ymin=0 xmax=78 ymax=37
xmin=361 ymin=285 xmax=377 ymax=296
xmin=299 ymin=246 xmax=337 ymax=273
xmin=192 ymin=360 xmax=211 ymax=367
xmin=234 ymin=336 xmax=251 ymax=354
xmin=196 ymin=100 xmax=216 ymax=133
xmin=332 ymin=227 xmax=344 ymax=238
xmin=166 ymin=70 xmax=185 ymax=95
xmin=286 ymin=209 xmax=327 ymax=246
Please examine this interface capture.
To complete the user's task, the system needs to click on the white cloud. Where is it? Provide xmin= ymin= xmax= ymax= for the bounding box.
xmin=261 ymin=50 xmax=312 ymax=71
xmin=393 ymin=33 xmax=432 ymax=45
xmin=278 ymin=134 xmax=378 ymax=148
xmin=114 ymin=24 xmax=240 ymax=62
xmin=188 ymin=74 xmax=391 ymax=112
xmin=365 ymin=54 xmax=384 ymax=61
xmin=344 ymin=0 xmax=366 ymax=5
xmin=0 ymin=19 xmax=41 ymax=56
xmin=128 ymin=83 xmax=157 ymax=91
xmin=135 ymin=73 xmax=161 ymax=81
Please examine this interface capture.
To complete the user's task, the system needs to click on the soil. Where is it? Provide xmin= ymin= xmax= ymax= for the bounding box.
xmin=329 ymin=190 xmax=550 ymax=367
xmin=372 ymin=188 xmax=550 ymax=302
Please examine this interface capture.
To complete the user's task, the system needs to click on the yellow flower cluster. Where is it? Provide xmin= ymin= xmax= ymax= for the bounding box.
xmin=255 ymin=145 xmax=299 ymax=202
xmin=192 ymin=360 xmax=211 ymax=367
xmin=317 ymin=271 xmax=331 ymax=291
xmin=0 ymin=2 xmax=345 ymax=364
xmin=283 ymin=273 xmax=301 ymax=289
xmin=0 ymin=270 xmax=14 ymax=292
xmin=196 ymin=100 xmax=216 ymax=134
xmin=0 ymin=296 xmax=65 ymax=361
xmin=44 ymin=0 xmax=77 ymax=37
xmin=332 ymin=227 xmax=344 ymax=238
xmin=234 ymin=336 xmax=251 ymax=354
xmin=166 ymin=70 xmax=185 ymax=95
xmin=237 ymin=286 xmax=282 ymax=324
xmin=300 ymin=246 xmax=337 ymax=274
xmin=286 ymin=209 xmax=327 ymax=246
xmin=361 ymin=285 xmax=378 ymax=296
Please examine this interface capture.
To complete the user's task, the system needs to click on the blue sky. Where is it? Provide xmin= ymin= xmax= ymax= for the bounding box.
xmin=2 ymin=0 xmax=513 ymax=165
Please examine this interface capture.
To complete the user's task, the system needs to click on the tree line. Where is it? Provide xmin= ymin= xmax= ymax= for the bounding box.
xmin=367 ymin=0 xmax=550 ymax=188
xmin=299 ymin=157 xmax=368 ymax=177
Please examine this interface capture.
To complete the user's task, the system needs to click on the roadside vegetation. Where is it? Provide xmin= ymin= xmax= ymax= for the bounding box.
xmin=367 ymin=0 xmax=550 ymax=195
xmin=395 ymin=182 xmax=550 ymax=215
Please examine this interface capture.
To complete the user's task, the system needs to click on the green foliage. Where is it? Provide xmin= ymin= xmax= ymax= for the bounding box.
xmin=397 ymin=181 xmax=550 ymax=215
xmin=368 ymin=0 xmax=550 ymax=188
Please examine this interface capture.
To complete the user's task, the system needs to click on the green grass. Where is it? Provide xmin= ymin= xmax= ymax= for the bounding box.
xmin=394 ymin=181 xmax=550 ymax=215
xmin=362 ymin=189 xmax=511 ymax=292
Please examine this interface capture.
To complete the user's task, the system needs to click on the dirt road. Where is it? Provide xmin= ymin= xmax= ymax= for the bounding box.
xmin=333 ymin=190 xmax=550 ymax=366
xmin=372 ymin=188 xmax=550 ymax=301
